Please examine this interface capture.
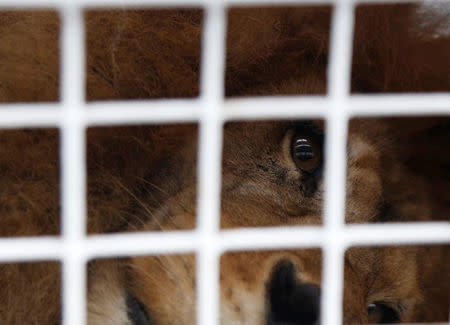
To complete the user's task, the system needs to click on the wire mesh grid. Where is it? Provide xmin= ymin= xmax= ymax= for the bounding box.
xmin=0 ymin=0 xmax=449 ymax=325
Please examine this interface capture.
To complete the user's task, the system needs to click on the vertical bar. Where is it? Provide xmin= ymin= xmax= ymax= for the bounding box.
xmin=196 ymin=3 xmax=226 ymax=325
xmin=322 ymin=0 xmax=354 ymax=325
xmin=60 ymin=4 xmax=87 ymax=325
xmin=328 ymin=0 xmax=354 ymax=100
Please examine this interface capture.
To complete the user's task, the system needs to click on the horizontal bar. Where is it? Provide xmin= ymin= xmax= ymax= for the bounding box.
xmin=0 ymin=101 xmax=202 ymax=128
xmin=84 ymin=231 xmax=199 ymax=258
xmin=86 ymin=100 xmax=202 ymax=125
xmin=343 ymin=222 xmax=450 ymax=247
xmin=220 ymin=223 xmax=450 ymax=252
xmin=0 ymin=222 xmax=448 ymax=262
xmin=223 ymin=96 xmax=329 ymax=120
xmin=1 ymin=93 xmax=448 ymax=128
xmin=361 ymin=323 xmax=449 ymax=325
xmin=0 ymin=237 xmax=63 ymax=261
xmin=348 ymin=94 xmax=450 ymax=116
xmin=225 ymin=0 xmax=435 ymax=5
xmin=0 ymin=105 xmax=62 ymax=128
xmin=224 ymin=94 xmax=450 ymax=119
xmin=0 ymin=232 xmax=198 ymax=262
xmin=85 ymin=94 xmax=450 ymax=121
xmin=0 ymin=0 xmax=203 ymax=8
xmin=0 ymin=0 xmax=436 ymax=9
xmin=0 ymin=0 xmax=335 ymax=9
xmin=219 ymin=226 xmax=324 ymax=251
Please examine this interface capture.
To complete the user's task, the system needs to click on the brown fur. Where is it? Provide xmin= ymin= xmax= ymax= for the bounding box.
xmin=0 ymin=4 xmax=449 ymax=325
xmin=0 ymin=11 xmax=59 ymax=102
xmin=0 ymin=261 xmax=60 ymax=324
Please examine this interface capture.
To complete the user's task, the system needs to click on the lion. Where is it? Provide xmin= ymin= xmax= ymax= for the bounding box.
xmin=0 ymin=3 xmax=449 ymax=325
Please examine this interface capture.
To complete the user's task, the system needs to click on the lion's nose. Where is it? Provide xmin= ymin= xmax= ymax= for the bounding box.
xmin=267 ymin=260 xmax=320 ymax=325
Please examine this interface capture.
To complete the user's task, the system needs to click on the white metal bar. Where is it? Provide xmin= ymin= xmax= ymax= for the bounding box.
xmin=224 ymin=96 xmax=329 ymax=120
xmin=0 ymin=0 xmax=439 ymax=9
xmin=2 ymin=93 xmax=448 ymax=128
xmin=343 ymin=223 xmax=450 ymax=247
xmin=0 ymin=106 xmax=62 ymax=128
xmin=0 ymin=0 xmax=339 ymax=9
xmin=85 ymin=231 xmax=199 ymax=258
xmin=225 ymin=0 xmax=441 ymax=4
xmin=220 ymin=227 xmax=325 ymax=251
xmin=86 ymin=100 xmax=202 ymax=125
xmin=322 ymin=0 xmax=355 ymax=324
xmin=0 ymin=237 xmax=63 ymax=261
xmin=348 ymin=94 xmax=450 ymax=115
xmin=1 ymin=223 xmax=448 ymax=261
xmin=60 ymin=6 xmax=87 ymax=325
xmin=372 ymin=320 xmax=450 ymax=324
xmin=196 ymin=3 xmax=226 ymax=325
xmin=221 ymin=223 xmax=450 ymax=251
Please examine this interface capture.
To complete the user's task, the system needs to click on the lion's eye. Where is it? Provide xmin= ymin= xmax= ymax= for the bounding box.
xmin=127 ymin=293 xmax=152 ymax=325
xmin=367 ymin=302 xmax=400 ymax=324
xmin=291 ymin=133 xmax=322 ymax=173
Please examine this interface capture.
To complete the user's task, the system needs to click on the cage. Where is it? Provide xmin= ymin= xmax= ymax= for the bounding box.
xmin=0 ymin=0 xmax=449 ymax=325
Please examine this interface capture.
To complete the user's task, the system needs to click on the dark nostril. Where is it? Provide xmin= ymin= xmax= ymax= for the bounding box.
xmin=267 ymin=260 xmax=320 ymax=325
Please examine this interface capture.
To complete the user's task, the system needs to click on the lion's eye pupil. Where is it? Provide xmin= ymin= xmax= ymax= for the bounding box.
xmin=290 ymin=132 xmax=322 ymax=174
xmin=294 ymin=140 xmax=314 ymax=161
xmin=368 ymin=303 xmax=376 ymax=313
xmin=367 ymin=302 xmax=400 ymax=324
